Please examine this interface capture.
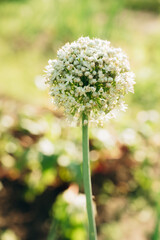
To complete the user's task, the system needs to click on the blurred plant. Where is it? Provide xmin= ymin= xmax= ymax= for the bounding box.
xmin=1 ymin=97 xmax=160 ymax=239
xmin=47 ymin=184 xmax=87 ymax=240
xmin=151 ymin=195 xmax=160 ymax=240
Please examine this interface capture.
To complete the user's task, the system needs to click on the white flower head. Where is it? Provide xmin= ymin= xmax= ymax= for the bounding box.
xmin=44 ymin=37 xmax=135 ymax=125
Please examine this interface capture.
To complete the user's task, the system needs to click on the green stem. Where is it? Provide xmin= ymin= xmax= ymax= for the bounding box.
xmin=82 ymin=112 xmax=97 ymax=240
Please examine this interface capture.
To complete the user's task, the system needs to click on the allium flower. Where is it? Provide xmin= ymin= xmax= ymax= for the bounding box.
xmin=44 ymin=37 xmax=135 ymax=240
xmin=44 ymin=37 xmax=135 ymax=124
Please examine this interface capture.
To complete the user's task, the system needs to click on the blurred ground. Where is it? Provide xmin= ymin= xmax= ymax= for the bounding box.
xmin=0 ymin=0 xmax=160 ymax=239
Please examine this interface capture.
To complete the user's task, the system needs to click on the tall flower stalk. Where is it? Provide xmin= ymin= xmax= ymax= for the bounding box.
xmin=44 ymin=37 xmax=135 ymax=239
xmin=82 ymin=113 xmax=97 ymax=240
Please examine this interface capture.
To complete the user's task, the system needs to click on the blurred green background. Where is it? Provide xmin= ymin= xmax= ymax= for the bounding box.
xmin=0 ymin=0 xmax=160 ymax=239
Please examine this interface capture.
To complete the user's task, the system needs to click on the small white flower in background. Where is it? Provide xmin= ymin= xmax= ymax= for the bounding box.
xmin=44 ymin=37 xmax=135 ymax=125
xmin=1 ymin=230 xmax=19 ymax=240
xmin=38 ymin=138 xmax=55 ymax=155
xmin=63 ymin=184 xmax=97 ymax=217
xmin=35 ymin=75 xmax=47 ymax=90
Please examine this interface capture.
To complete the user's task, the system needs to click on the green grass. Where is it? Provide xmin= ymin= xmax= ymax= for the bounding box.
xmin=0 ymin=0 xmax=160 ymax=111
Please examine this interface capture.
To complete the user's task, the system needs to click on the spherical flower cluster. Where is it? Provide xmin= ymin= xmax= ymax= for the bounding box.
xmin=44 ymin=37 xmax=135 ymax=125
